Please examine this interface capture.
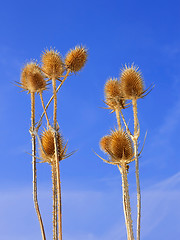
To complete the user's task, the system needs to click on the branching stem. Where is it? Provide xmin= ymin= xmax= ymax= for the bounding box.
xmin=39 ymin=91 xmax=50 ymax=127
xmin=38 ymin=70 xmax=70 ymax=127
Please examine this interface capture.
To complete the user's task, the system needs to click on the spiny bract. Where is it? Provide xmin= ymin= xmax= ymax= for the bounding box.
xmin=104 ymin=78 xmax=125 ymax=109
xmin=65 ymin=46 xmax=87 ymax=72
xmin=100 ymin=129 xmax=134 ymax=164
xmin=110 ymin=129 xmax=134 ymax=161
xmin=40 ymin=128 xmax=64 ymax=164
xmin=21 ymin=62 xmax=46 ymax=93
xmin=120 ymin=64 xmax=144 ymax=99
xmin=41 ymin=49 xmax=64 ymax=78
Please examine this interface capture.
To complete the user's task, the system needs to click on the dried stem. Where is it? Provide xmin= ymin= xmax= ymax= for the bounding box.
xmin=52 ymin=76 xmax=62 ymax=240
xmin=52 ymin=163 xmax=58 ymax=240
xmin=39 ymin=91 xmax=50 ymax=127
xmin=115 ymin=108 xmax=121 ymax=129
xmin=31 ymin=92 xmax=46 ymax=240
xmin=118 ymin=164 xmax=134 ymax=240
xmin=132 ymin=98 xmax=141 ymax=240
xmin=38 ymin=70 xmax=70 ymax=127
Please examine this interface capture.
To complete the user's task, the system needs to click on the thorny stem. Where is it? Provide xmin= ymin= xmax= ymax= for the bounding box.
xmin=39 ymin=91 xmax=50 ymax=127
xmin=38 ymin=70 xmax=70 ymax=127
xmin=115 ymin=108 xmax=121 ymax=129
xmin=118 ymin=164 xmax=134 ymax=240
xmin=31 ymin=92 xmax=46 ymax=240
xmin=52 ymin=163 xmax=58 ymax=240
xmin=52 ymin=76 xmax=62 ymax=240
xmin=132 ymin=98 xmax=141 ymax=240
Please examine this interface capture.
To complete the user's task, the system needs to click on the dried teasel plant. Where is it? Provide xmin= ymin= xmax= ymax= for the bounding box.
xmin=17 ymin=46 xmax=88 ymax=240
xmin=96 ymin=64 xmax=152 ymax=240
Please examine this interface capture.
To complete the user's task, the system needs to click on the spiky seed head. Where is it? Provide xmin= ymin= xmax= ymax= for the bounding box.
xmin=21 ymin=62 xmax=46 ymax=93
xmin=104 ymin=78 xmax=125 ymax=109
xmin=110 ymin=129 xmax=133 ymax=161
xmin=99 ymin=135 xmax=112 ymax=154
xmin=65 ymin=46 xmax=87 ymax=72
xmin=41 ymin=49 xmax=64 ymax=78
xmin=40 ymin=128 xmax=64 ymax=164
xmin=120 ymin=64 xmax=144 ymax=99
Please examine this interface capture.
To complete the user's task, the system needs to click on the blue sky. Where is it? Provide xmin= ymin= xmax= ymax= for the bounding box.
xmin=0 ymin=0 xmax=180 ymax=239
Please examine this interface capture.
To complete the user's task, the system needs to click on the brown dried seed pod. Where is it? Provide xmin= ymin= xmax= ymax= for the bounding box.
xmin=41 ymin=49 xmax=64 ymax=78
xmin=120 ymin=64 xmax=144 ymax=99
xmin=65 ymin=46 xmax=87 ymax=72
xmin=110 ymin=129 xmax=133 ymax=161
xmin=104 ymin=78 xmax=125 ymax=109
xmin=40 ymin=129 xmax=64 ymax=164
xmin=21 ymin=62 xmax=46 ymax=93
xmin=99 ymin=135 xmax=112 ymax=154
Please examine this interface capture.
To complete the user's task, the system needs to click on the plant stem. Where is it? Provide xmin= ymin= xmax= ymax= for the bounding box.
xmin=52 ymin=163 xmax=58 ymax=240
xmin=38 ymin=70 xmax=70 ymax=127
xmin=31 ymin=92 xmax=46 ymax=240
xmin=132 ymin=98 xmax=141 ymax=240
xmin=115 ymin=108 xmax=121 ymax=129
xmin=39 ymin=91 xmax=50 ymax=127
xmin=52 ymin=76 xmax=62 ymax=240
xmin=118 ymin=164 xmax=134 ymax=240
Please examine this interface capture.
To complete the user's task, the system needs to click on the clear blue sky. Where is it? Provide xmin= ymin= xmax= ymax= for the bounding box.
xmin=0 ymin=0 xmax=180 ymax=239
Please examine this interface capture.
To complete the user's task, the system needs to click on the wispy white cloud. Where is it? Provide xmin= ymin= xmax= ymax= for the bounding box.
xmin=1 ymin=172 xmax=180 ymax=240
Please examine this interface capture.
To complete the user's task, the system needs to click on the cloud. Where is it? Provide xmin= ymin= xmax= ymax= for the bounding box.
xmin=0 ymin=172 xmax=180 ymax=240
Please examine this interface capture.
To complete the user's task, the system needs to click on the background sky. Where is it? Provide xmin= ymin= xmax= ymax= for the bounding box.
xmin=0 ymin=0 xmax=180 ymax=239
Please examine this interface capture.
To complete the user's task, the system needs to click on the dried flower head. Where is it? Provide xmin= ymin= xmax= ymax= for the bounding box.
xmin=41 ymin=49 xmax=64 ymax=78
xmin=104 ymin=78 xmax=125 ymax=109
xmin=110 ymin=129 xmax=133 ymax=162
xmin=120 ymin=64 xmax=144 ymax=99
xmin=40 ymin=128 xmax=64 ymax=164
xmin=65 ymin=46 xmax=87 ymax=72
xmin=21 ymin=62 xmax=46 ymax=93
xmin=99 ymin=135 xmax=112 ymax=154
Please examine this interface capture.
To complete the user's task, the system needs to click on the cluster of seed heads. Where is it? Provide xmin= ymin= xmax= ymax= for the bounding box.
xmin=20 ymin=46 xmax=88 ymax=94
xmin=20 ymin=46 xmax=88 ymax=165
xmin=100 ymin=64 xmax=144 ymax=168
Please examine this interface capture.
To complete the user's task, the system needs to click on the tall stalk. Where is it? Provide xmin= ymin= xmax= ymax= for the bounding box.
xmin=132 ymin=98 xmax=141 ymax=240
xmin=52 ymin=76 xmax=63 ymax=240
xmin=52 ymin=163 xmax=58 ymax=240
xmin=118 ymin=164 xmax=134 ymax=240
xmin=31 ymin=92 xmax=46 ymax=240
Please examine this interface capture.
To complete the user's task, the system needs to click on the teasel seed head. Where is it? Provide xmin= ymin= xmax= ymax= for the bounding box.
xmin=41 ymin=49 xmax=64 ymax=78
xmin=65 ymin=46 xmax=87 ymax=72
xmin=104 ymin=78 xmax=125 ymax=109
xmin=40 ymin=128 xmax=64 ymax=164
xmin=21 ymin=62 xmax=46 ymax=93
xmin=99 ymin=135 xmax=112 ymax=154
xmin=110 ymin=129 xmax=134 ymax=162
xmin=120 ymin=64 xmax=144 ymax=99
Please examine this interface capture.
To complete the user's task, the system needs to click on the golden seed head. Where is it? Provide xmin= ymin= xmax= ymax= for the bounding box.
xmin=40 ymin=128 xmax=64 ymax=164
xmin=110 ymin=129 xmax=134 ymax=161
xmin=120 ymin=64 xmax=144 ymax=99
xmin=99 ymin=135 xmax=112 ymax=154
xmin=104 ymin=78 xmax=125 ymax=109
xmin=21 ymin=62 xmax=46 ymax=93
xmin=41 ymin=49 xmax=64 ymax=78
xmin=65 ymin=46 xmax=87 ymax=72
